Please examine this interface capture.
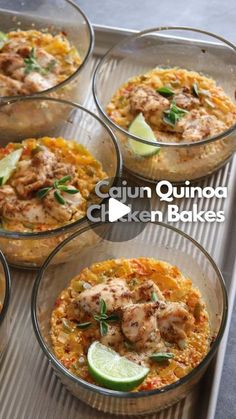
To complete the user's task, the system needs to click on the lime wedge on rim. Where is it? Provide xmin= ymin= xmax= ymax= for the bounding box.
xmin=87 ymin=341 xmax=149 ymax=391
xmin=128 ymin=113 xmax=160 ymax=157
xmin=0 ymin=148 xmax=23 ymax=185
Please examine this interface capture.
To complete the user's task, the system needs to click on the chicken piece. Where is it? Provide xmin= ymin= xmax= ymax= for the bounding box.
xmin=157 ymin=302 xmax=194 ymax=343
xmin=23 ymin=71 xmax=56 ymax=93
xmin=177 ymin=111 xmax=227 ymax=142
xmin=77 ymin=278 xmax=132 ymax=314
xmin=0 ymin=74 xmax=23 ymax=96
xmin=43 ymin=187 xmax=85 ymax=223
xmin=0 ymin=185 xmax=56 ymax=225
xmin=10 ymin=147 xmax=75 ymax=198
xmin=130 ymin=85 xmax=169 ymax=124
xmin=34 ymin=48 xmax=58 ymax=71
xmin=121 ymin=302 xmax=161 ymax=351
xmin=100 ymin=324 xmax=123 ymax=350
xmin=0 ymin=52 xmax=25 ymax=77
xmin=174 ymin=88 xmax=200 ymax=110
xmin=10 ymin=147 xmax=56 ymax=198
xmin=132 ymin=280 xmax=165 ymax=303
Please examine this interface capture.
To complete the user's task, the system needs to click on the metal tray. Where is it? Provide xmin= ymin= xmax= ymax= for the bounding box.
xmin=0 ymin=24 xmax=236 ymax=419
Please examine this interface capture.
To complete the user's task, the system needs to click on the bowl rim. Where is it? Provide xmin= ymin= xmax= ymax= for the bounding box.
xmin=31 ymin=220 xmax=228 ymax=400
xmin=0 ymin=0 xmax=94 ymax=100
xmin=92 ymin=25 xmax=236 ymax=148
xmin=0 ymin=96 xmax=122 ymax=239
xmin=0 ymin=250 xmax=11 ymax=327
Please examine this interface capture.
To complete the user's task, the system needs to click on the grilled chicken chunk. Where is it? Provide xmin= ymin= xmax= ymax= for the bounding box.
xmin=132 ymin=280 xmax=165 ymax=303
xmin=100 ymin=324 xmax=123 ymax=349
xmin=0 ymin=185 xmax=56 ymax=225
xmin=10 ymin=147 xmax=75 ymax=198
xmin=157 ymin=302 xmax=194 ymax=343
xmin=176 ymin=111 xmax=227 ymax=142
xmin=174 ymin=88 xmax=200 ymax=110
xmin=0 ymin=44 xmax=59 ymax=95
xmin=130 ymin=85 xmax=169 ymax=124
xmin=43 ymin=188 xmax=85 ymax=223
xmin=121 ymin=302 xmax=161 ymax=351
xmin=77 ymin=278 xmax=132 ymax=314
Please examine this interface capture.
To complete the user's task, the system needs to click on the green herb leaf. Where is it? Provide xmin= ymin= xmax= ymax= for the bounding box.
xmin=58 ymin=175 xmax=72 ymax=185
xmin=151 ymin=291 xmax=158 ymax=302
xmin=100 ymin=321 xmax=108 ymax=336
xmin=24 ymin=47 xmax=42 ymax=74
xmin=192 ymin=83 xmax=199 ymax=97
xmin=106 ymin=314 xmax=120 ymax=322
xmin=0 ymin=177 xmax=3 ymax=186
xmin=100 ymin=298 xmax=107 ymax=315
xmin=54 ymin=190 xmax=66 ymax=205
xmin=150 ymin=352 xmax=174 ymax=362
xmin=76 ymin=321 xmax=92 ymax=330
xmin=0 ymin=31 xmax=8 ymax=49
xmin=157 ymin=86 xmax=174 ymax=97
xmin=93 ymin=314 xmax=102 ymax=322
xmin=163 ymin=101 xmax=188 ymax=127
xmin=58 ymin=185 xmax=80 ymax=194
xmin=37 ymin=187 xmax=52 ymax=199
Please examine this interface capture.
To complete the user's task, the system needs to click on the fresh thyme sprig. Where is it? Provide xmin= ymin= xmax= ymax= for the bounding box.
xmin=94 ymin=299 xmax=120 ymax=337
xmin=76 ymin=299 xmax=119 ymax=336
xmin=37 ymin=175 xmax=80 ymax=205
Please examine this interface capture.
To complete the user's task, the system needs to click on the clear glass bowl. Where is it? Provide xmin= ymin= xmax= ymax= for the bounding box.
xmin=0 ymin=250 xmax=11 ymax=360
xmin=32 ymin=222 xmax=227 ymax=415
xmin=0 ymin=97 xmax=121 ymax=269
xmin=93 ymin=27 xmax=236 ymax=183
xmin=0 ymin=0 xmax=94 ymax=105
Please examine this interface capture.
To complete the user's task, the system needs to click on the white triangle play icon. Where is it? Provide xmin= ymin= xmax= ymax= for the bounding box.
xmin=108 ymin=198 xmax=131 ymax=222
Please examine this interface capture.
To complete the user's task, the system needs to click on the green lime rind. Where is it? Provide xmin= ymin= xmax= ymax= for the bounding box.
xmin=87 ymin=341 xmax=149 ymax=391
xmin=128 ymin=112 xmax=160 ymax=157
xmin=0 ymin=148 xmax=23 ymax=185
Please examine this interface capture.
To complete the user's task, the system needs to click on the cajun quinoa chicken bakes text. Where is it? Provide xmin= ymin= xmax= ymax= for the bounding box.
xmin=0 ymin=137 xmax=106 ymax=232
xmin=0 ymin=29 xmax=81 ymax=96
xmin=51 ymin=258 xmax=211 ymax=391
xmin=107 ymin=67 xmax=236 ymax=180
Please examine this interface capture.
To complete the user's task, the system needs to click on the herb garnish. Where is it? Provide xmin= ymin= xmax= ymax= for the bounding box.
xmin=77 ymin=321 xmax=92 ymax=330
xmin=24 ymin=47 xmax=56 ymax=75
xmin=37 ymin=175 xmax=80 ymax=205
xmin=0 ymin=31 xmax=8 ymax=49
xmin=192 ymin=83 xmax=199 ymax=97
xmin=151 ymin=291 xmax=158 ymax=302
xmin=156 ymin=86 xmax=174 ymax=97
xmin=150 ymin=352 xmax=174 ymax=362
xmin=192 ymin=83 xmax=211 ymax=98
xmin=93 ymin=299 xmax=120 ymax=337
xmin=163 ymin=101 xmax=188 ymax=127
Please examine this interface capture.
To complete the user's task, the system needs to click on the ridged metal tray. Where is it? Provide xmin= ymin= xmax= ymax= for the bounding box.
xmin=0 ymin=24 xmax=236 ymax=419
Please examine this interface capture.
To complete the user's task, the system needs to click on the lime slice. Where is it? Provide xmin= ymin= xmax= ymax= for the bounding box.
xmin=0 ymin=148 xmax=23 ymax=185
xmin=128 ymin=113 xmax=160 ymax=157
xmin=87 ymin=341 xmax=149 ymax=391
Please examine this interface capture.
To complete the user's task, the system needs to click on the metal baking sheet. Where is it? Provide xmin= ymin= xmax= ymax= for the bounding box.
xmin=0 ymin=24 xmax=236 ymax=419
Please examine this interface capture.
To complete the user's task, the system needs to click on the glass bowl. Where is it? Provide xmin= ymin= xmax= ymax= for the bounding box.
xmin=0 ymin=249 xmax=11 ymax=360
xmin=0 ymin=0 xmax=94 ymax=105
xmin=31 ymin=222 xmax=227 ymax=415
xmin=0 ymin=97 xmax=122 ymax=269
xmin=93 ymin=27 xmax=236 ymax=183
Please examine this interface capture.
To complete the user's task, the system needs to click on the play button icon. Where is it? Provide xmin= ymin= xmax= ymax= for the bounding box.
xmin=108 ymin=198 xmax=131 ymax=222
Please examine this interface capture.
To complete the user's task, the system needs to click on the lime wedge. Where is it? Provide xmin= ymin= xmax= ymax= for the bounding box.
xmin=128 ymin=113 xmax=160 ymax=157
xmin=87 ymin=341 xmax=149 ymax=391
xmin=0 ymin=148 xmax=23 ymax=185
